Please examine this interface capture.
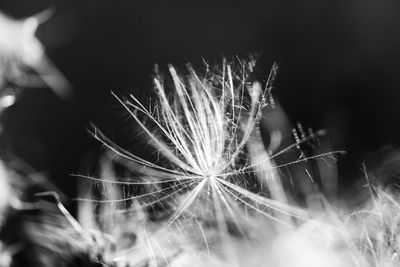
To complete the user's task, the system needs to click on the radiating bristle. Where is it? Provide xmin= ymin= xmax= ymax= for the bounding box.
xmin=77 ymin=58 xmax=352 ymax=267
xmin=88 ymin=59 xmax=305 ymax=223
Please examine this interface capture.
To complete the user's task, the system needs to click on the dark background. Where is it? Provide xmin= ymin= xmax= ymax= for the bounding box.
xmin=1 ymin=0 xmax=400 ymax=202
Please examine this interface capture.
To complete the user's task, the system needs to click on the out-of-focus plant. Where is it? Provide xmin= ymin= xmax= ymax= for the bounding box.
xmin=0 ymin=9 xmax=99 ymax=267
xmin=0 ymin=10 xmax=72 ymax=113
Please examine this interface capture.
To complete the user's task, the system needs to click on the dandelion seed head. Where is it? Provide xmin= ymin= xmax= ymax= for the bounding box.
xmin=94 ymin=58 xmax=279 ymax=199
xmin=83 ymin=58 xmax=348 ymax=266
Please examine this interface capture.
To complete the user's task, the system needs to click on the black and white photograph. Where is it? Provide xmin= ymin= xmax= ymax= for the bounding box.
xmin=0 ymin=0 xmax=400 ymax=266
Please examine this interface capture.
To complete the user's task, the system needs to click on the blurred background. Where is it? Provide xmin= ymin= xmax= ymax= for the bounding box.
xmin=1 ymin=0 xmax=400 ymax=205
